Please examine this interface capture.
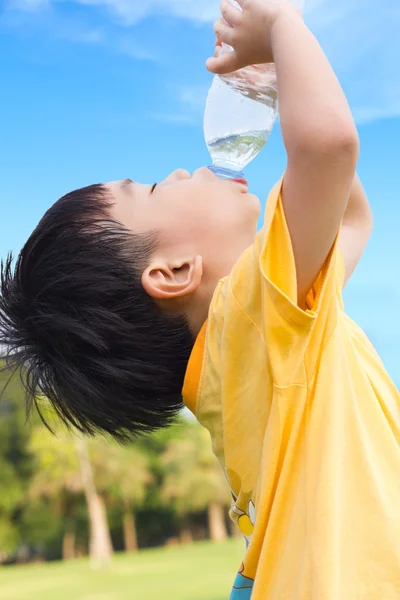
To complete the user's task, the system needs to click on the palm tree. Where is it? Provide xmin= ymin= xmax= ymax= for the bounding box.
xmin=89 ymin=440 xmax=152 ymax=552
xmin=161 ymin=423 xmax=231 ymax=542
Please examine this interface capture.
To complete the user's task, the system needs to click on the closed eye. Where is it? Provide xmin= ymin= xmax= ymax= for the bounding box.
xmin=150 ymin=183 xmax=157 ymax=194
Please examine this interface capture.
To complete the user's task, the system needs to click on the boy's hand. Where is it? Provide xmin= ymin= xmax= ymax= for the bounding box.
xmin=206 ymin=0 xmax=301 ymax=75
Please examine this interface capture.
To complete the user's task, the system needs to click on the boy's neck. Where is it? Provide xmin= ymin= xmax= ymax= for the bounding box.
xmin=187 ymin=302 xmax=209 ymax=338
xmin=185 ymin=280 xmax=216 ymax=337
xmin=158 ymin=285 xmax=213 ymax=339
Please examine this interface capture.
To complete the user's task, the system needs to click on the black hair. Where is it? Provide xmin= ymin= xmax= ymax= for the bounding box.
xmin=0 ymin=184 xmax=194 ymax=440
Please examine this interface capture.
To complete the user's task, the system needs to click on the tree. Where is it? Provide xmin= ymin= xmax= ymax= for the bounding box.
xmin=89 ymin=440 xmax=152 ymax=552
xmin=0 ymin=459 xmax=23 ymax=559
xmin=28 ymin=426 xmax=84 ymax=560
xmin=161 ymin=423 xmax=231 ymax=542
xmin=28 ymin=426 xmax=113 ymax=566
xmin=75 ymin=438 xmax=113 ymax=567
xmin=0 ymin=366 xmax=34 ymax=561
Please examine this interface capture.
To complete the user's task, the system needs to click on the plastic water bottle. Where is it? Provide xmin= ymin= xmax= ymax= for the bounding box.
xmin=204 ymin=0 xmax=305 ymax=181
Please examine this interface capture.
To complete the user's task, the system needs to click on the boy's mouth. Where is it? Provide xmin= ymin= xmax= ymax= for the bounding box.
xmin=233 ymin=177 xmax=248 ymax=189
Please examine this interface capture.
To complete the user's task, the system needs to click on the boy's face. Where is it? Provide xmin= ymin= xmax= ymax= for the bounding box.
xmin=107 ymin=167 xmax=260 ymax=271
xmin=106 ymin=167 xmax=260 ymax=321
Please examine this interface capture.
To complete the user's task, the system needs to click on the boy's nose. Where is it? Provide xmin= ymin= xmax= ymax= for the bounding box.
xmin=172 ymin=169 xmax=191 ymax=180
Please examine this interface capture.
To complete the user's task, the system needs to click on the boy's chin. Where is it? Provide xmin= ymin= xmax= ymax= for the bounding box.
xmin=242 ymin=192 xmax=262 ymax=227
xmin=248 ymin=192 xmax=261 ymax=215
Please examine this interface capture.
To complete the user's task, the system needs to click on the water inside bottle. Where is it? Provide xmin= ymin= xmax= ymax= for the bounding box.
xmin=207 ymin=130 xmax=270 ymax=176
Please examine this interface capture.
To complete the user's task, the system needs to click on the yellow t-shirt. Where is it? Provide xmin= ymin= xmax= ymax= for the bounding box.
xmin=183 ymin=180 xmax=400 ymax=600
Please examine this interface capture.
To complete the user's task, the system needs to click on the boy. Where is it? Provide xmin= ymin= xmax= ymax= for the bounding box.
xmin=1 ymin=0 xmax=399 ymax=597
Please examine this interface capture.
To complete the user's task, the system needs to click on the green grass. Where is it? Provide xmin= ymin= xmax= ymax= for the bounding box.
xmin=0 ymin=539 xmax=245 ymax=600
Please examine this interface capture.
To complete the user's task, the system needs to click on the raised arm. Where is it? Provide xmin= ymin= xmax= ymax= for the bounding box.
xmin=207 ymin=0 xmax=361 ymax=307
xmin=271 ymin=7 xmax=359 ymax=305
xmin=339 ymin=174 xmax=374 ymax=287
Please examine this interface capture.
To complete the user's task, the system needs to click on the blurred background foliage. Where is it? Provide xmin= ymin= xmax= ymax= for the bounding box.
xmin=0 ymin=363 xmax=235 ymax=566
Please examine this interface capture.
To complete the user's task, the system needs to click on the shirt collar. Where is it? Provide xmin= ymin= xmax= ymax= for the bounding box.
xmin=182 ymin=321 xmax=207 ymax=415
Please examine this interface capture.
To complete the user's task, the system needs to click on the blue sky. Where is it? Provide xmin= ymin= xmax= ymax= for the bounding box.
xmin=0 ymin=0 xmax=399 ymax=383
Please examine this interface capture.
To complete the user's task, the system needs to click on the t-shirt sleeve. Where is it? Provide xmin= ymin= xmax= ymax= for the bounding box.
xmin=260 ymin=179 xmax=344 ymax=317
xmin=229 ymin=178 xmax=344 ymax=386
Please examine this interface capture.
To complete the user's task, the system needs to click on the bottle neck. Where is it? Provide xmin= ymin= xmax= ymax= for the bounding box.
xmin=208 ymin=164 xmax=245 ymax=181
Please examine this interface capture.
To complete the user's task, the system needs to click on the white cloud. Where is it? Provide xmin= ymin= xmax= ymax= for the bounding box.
xmin=176 ymin=84 xmax=209 ymax=113
xmin=150 ymin=84 xmax=209 ymax=125
xmin=56 ymin=24 xmax=104 ymax=44
xmin=117 ymin=38 xmax=158 ymax=60
xmin=6 ymin=0 xmax=219 ymax=23
xmin=5 ymin=0 xmax=400 ymax=124
xmin=305 ymin=0 xmax=400 ymax=124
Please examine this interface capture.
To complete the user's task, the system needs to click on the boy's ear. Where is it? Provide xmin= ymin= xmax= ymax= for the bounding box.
xmin=141 ymin=255 xmax=203 ymax=301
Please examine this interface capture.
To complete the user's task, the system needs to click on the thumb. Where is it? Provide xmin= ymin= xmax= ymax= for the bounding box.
xmin=206 ymin=52 xmax=240 ymax=75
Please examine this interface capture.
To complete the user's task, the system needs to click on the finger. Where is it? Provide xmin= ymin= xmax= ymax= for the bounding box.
xmin=220 ymin=0 xmax=242 ymax=27
xmin=206 ymin=52 xmax=240 ymax=75
xmin=214 ymin=18 xmax=235 ymax=47
xmin=213 ymin=44 xmax=222 ymax=59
